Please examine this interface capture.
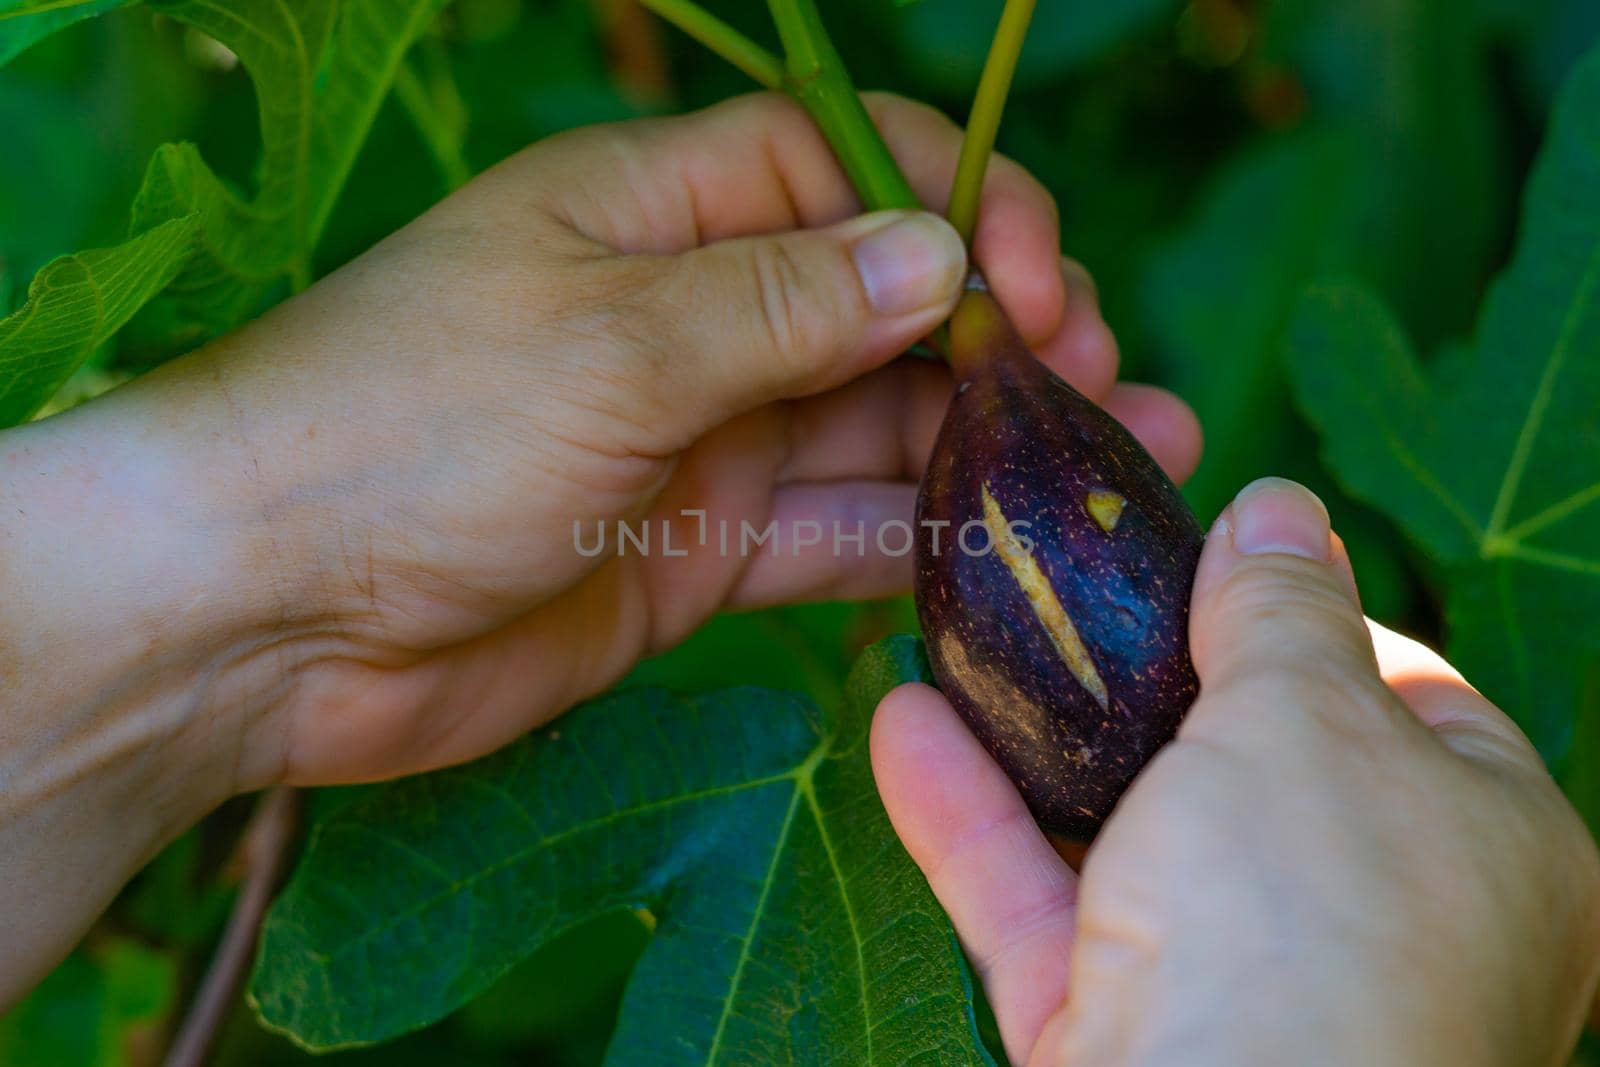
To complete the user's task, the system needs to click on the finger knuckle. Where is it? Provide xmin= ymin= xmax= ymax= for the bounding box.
xmin=713 ymin=89 xmax=804 ymax=131
xmin=862 ymin=90 xmax=929 ymax=122
xmin=1211 ymin=558 xmax=1359 ymax=633
xmin=533 ymin=118 xmax=637 ymax=172
xmin=1209 ymin=666 xmax=1339 ymax=717
xmin=746 ymin=239 xmax=835 ymax=375
xmin=538 ymin=258 xmax=686 ymax=438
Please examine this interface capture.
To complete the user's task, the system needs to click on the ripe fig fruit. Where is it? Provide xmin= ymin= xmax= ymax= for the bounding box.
xmin=914 ymin=287 xmax=1204 ymax=839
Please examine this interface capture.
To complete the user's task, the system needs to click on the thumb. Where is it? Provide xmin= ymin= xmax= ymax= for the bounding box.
xmin=633 ymin=210 xmax=966 ymax=445
xmin=1188 ymin=477 xmax=1380 ymax=702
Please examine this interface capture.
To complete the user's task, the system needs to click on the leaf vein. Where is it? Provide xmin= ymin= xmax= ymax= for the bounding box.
xmin=702 ymin=787 xmax=804 ymax=1065
xmin=1484 ymin=233 xmax=1600 ymax=538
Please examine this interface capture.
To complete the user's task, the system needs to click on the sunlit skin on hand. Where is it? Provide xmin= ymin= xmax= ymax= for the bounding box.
xmin=872 ymin=477 xmax=1600 ymax=1067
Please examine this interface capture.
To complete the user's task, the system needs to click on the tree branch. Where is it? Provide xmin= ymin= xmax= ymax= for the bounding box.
xmin=766 ymin=0 xmax=919 ymax=212
xmin=163 ymin=787 xmax=301 ymax=1067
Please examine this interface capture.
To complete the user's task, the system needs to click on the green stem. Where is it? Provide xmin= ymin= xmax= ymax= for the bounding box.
xmin=641 ymin=0 xmax=918 ymax=212
xmin=767 ymin=0 xmax=919 ymax=212
xmin=947 ymin=0 xmax=1035 ymax=247
xmin=636 ymin=0 xmax=786 ymax=91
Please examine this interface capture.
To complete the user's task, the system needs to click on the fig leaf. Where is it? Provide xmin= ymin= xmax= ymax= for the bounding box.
xmin=251 ymin=636 xmax=996 ymax=1065
xmin=1287 ymin=43 xmax=1600 ymax=825
xmin=0 ymin=0 xmax=446 ymax=426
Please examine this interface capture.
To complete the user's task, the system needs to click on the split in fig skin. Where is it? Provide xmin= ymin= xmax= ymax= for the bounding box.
xmin=913 ymin=288 xmax=1204 ymax=840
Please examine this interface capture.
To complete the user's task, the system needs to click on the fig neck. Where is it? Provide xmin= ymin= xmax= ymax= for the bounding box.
xmin=948 ymin=289 xmax=1027 ymax=382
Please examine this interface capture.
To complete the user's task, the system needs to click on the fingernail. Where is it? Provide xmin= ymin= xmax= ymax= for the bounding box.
xmin=850 ymin=211 xmax=966 ymax=317
xmin=1230 ymin=477 xmax=1332 ymax=560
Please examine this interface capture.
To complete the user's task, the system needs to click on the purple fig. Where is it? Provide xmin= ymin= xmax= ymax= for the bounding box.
xmin=914 ymin=288 xmax=1204 ymax=840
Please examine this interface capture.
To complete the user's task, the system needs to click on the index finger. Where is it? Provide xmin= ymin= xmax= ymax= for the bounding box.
xmin=1368 ymin=619 xmax=1544 ymax=770
xmin=871 ymin=682 xmax=1079 ymax=1065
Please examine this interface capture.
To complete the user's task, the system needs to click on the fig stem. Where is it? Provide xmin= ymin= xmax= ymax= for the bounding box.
xmin=639 ymin=0 xmax=921 ymax=213
xmin=635 ymin=0 xmax=786 ymax=90
xmin=766 ymin=0 xmax=921 ymax=211
xmin=947 ymin=0 xmax=1036 ymax=247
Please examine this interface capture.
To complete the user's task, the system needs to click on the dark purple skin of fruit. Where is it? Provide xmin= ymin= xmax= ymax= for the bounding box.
xmin=914 ymin=290 xmax=1204 ymax=840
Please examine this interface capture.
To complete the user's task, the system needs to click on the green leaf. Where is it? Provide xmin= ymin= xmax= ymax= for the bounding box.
xmin=0 ymin=217 xmax=196 ymax=425
xmin=251 ymin=636 xmax=992 ymax=1064
xmin=1141 ymin=0 xmax=1506 ymax=618
xmin=1141 ymin=130 xmax=1364 ymax=522
xmin=131 ymin=0 xmax=449 ymax=331
xmin=0 ymin=936 xmax=178 ymax=1067
xmin=1138 ymin=128 xmax=1419 ymax=620
xmin=0 ymin=0 xmax=446 ymax=424
xmin=1145 ymin=0 xmax=1505 ymax=513
xmin=1261 ymin=0 xmax=1504 ymax=346
xmin=1134 ymin=130 xmax=1444 ymax=619
xmin=1480 ymin=0 xmax=1600 ymax=106
xmin=455 ymin=911 xmax=650 ymax=1055
xmin=0 ymin=0 xmax=131 ymax=69
xmin=625 ymin=601 xmax=917 ymax=711
xmin=0 ymin=77 xmax=111 ymax=279
xmin=1286 ymin=45 xmax=1600 ymax=799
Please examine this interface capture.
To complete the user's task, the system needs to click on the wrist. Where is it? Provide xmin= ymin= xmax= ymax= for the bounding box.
xmin=0 ymin=378 xmax=306 ymax=809
xmin=0 ymin=378 xmax=319 ymax=1001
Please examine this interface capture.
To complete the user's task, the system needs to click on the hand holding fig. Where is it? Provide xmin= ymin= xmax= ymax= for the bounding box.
xmin=915 ymin=288 xmax=1204 ymax=838
xmin=880 ymin=478 xmax=1600 ymax=1067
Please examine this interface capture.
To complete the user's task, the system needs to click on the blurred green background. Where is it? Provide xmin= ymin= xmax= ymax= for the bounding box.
xmin=2 ymin=0 xmax=1598 ymax=1062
